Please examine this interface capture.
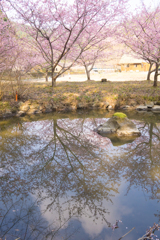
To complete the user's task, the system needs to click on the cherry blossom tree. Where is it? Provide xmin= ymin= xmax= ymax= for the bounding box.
xmin=75 ymin=36 xmax=122 ymax=81
xmin=75 ymin=42 xmax=111 ymax=81
xmin=0 ymin=9 xmax=43 ymax=99
xmin=0 ymin=11 xmax=15 ymax=72
xmin=3 ymin=0 xmax=128 ymax=87
xmin=120 ymin=4 xmax=160 ymax=87
xmin=78 ymin=45 xmax=106 ymax=81
xmin=0 ymin=8 xmax=39 ymax=76
xmin=0 ymin=10 xmax=17 ymax=99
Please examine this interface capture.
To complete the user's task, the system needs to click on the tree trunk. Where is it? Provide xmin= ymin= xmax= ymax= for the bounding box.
xmin=147 ymin=62 xmax=153 ymax=81
xmin=52 ymin=76 xmax=56 ymax=87
xmin=45 ymin=69 xmax=48 ymax=82
xmin=84 ymin=65 xmax=91 ymax=81
xmin=51 ymin=68 xmax=56 ymax=87
xmin=153 ymin=63 xmax=158 ymax=87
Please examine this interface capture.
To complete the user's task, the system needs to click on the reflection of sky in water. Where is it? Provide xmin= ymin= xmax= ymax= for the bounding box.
xmin=36 ymin=179 xmax=159 ymax=240
xmin=0 ymin=112 xmax=160 ymax=239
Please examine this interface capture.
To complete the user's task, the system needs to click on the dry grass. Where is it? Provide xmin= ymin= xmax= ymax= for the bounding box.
xmin=27 ymin=80 xmax=160 ymax=103
xmin=1 ymin=79 xmax=160 ymax=113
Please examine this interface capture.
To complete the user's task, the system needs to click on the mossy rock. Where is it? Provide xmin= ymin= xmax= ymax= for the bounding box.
xmin=97 ymin=111 xmax=140 ymax=138
xmin=113 ymin=112 xmax=127 ymax=119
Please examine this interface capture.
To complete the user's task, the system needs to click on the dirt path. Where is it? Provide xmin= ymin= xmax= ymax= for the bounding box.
xmin=26 ymin=71 xmax=158 ymax=83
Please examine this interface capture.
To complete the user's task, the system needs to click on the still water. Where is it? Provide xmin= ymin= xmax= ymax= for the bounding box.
xmin=0 ymin=110 xmax=160 ymax=240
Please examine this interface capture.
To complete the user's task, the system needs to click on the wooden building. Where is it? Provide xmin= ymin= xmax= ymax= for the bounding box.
xmin=118 ymin=54 xmax=150 ymax=72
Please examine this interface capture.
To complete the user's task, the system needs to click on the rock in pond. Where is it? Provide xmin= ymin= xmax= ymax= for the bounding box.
xmin=152 ymin=105 xmax=160 ymax=112
xmin=136 ymin=105 xmax=148 ymax=111
xmin=96 ymin=112 xmax=141 ymax=137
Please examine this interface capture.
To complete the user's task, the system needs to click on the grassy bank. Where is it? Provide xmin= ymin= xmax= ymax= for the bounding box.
xmin=0 ymin=80 xmax=160 ymax=117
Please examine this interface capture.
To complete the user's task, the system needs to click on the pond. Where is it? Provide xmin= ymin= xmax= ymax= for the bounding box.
xmin=0 ymin=110 xmax=160 ymax=240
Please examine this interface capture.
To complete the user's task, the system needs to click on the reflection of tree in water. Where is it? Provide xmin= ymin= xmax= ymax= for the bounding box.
xmin=111 ymin=121 xmax=160 ymax=199
xmin=0 ymin=117 xmax=118 ymax=239
xmin=0 ymin=196 xmax=49 ymax=239
xmin=0 ymin=116 xmax=160 ymax=239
